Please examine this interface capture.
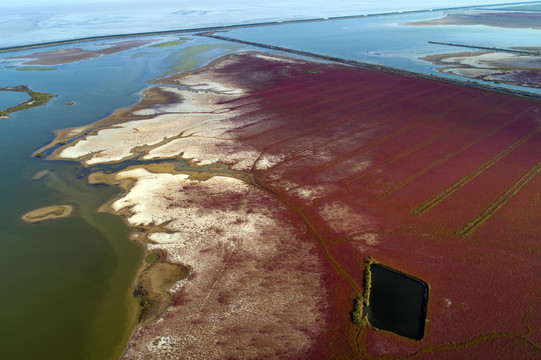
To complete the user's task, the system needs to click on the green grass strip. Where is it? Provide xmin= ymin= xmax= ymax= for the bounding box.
xmin=414 ymin=127 xmax=541 ymax=215
xmin=457 ymin=160 xmax=541 ymax=236
xmin=380 ymin=107 xmax=530 ymax=198
xmin=149 ymin=37 xmax=191 ymax=48
xmin=16 ymin=67 xmax=56 ymax=71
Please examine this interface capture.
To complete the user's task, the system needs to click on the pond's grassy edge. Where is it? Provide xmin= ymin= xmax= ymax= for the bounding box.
xmin=352 ymin=256 xmax=376 ymax=327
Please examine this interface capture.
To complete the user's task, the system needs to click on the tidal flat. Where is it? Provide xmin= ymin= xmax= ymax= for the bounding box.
xmin=421 ymin=48 xmax=541 ymax=88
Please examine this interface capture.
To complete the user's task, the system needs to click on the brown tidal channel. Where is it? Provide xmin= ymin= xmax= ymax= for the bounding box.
xmin=366 ymin=263 xmax=429 ymax=340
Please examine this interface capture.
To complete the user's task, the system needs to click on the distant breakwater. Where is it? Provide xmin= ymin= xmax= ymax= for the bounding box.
xmin=202 ymin=33 xmax=541 ymax=102
xmin=428 ymin=41 xmax=541 ymax=55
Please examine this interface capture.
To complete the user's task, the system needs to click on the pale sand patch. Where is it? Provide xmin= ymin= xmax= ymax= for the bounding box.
xmin=144 ymin=136 xmax=260 ymax=171
xmin=441 ymin=67 xmax=495 ymax=79
xmin=58 ymin=111 xmax=234 ymax=165
xmin=22 ymin=205 xmax=74 ymax=223
xmin=132 ymin=86 xmax=230 ymax=115
xmin=64 ymin=127 xmax=89 ymax=137
xmin=441 ymin=52 xmax=512 ymax=68
xmin=350 ymin=232 xmax=380 ymax=253
xmin=59 ymin=115 xmax=180 ymax=164
xmin=318 ymin=200 xmax=371 ymax=236
xmin=288 ymin=184 xmax=342 ymax=205
xmin=440 ymin=52 xmax=541 ymax=71
xmin=161 ymin=71 xmax=247 ymax=96
xmin=111 ymin=169 xmax=189 ymax=226
xmin=423 ymin=50 xmax=541 ymax=70
xmin=187 ymin=81 xmax=244 ymax=95
xmin=356 ymin=232 xmax=379 ymax=246
xmin=254 ymin=53 xmax=305 ymax=64
xmin=262 ymin=169 xmax=299 ymax=192
xmin=107 ymin=169 xmax=327 ymax=359
xmin=53 ymin=78 xmax=257 ymax=167
xmin=35 ymin=85 xmax=184 ymax=156
xmin=254 ymin=153 xmax=286 ymax=171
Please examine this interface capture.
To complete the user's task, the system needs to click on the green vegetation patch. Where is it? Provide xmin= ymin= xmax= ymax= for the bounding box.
xmin=16 ymin=67 xmax=56 ymax=71
xmin=164 ymin=44 xmax=242 ymax=75
xmin=149 ymin=37 xmax=191 ymax=48
xmin=144 ymin=253 xmax=160 ymax=264
xmin=0 ymin=85 xmax=57 ymax=118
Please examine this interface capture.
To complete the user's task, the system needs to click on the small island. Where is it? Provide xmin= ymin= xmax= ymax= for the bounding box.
xmin=420 ymin=49 xmax=541 ymax=89
xmin=0 ymin=85 xmax=56 ymax=118
xmin=22 ymin=205 xmax=74 ymax=223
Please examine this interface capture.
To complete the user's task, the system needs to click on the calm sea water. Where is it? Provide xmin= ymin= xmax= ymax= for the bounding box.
xmin=225 ymin=11 xmax=541 ymax=95
xmin=0 ymin=90 xmax=30 ymax=110
xmin=0 ymin=35 xmax=246 ymax=360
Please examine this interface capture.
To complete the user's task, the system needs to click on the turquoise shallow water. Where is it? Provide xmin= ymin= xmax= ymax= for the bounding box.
xmin=0 ymin=35 xmax=247 ymax=360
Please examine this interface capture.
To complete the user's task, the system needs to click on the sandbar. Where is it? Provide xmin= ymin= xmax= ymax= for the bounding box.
xmin=22 ymin=205 xmax=74 ymax=223
xmin=408 ymin=10 xmax=541 ymax=30
xmin=8 ymin=40 xmax=152 ymax=65
xmin=421 ymin=49 xmax=541 ymax=88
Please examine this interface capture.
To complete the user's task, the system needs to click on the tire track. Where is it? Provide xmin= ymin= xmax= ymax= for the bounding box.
xmin=414 ymin=128 xmax=541 ymax=215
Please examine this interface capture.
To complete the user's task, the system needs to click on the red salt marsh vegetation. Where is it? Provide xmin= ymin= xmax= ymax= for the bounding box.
xmin=49 ymin=51 xmax=539 ymax=359
xmin=173 ymin=53 xmax=540 ymax=358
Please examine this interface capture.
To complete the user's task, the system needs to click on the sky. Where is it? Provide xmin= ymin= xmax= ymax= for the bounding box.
xmin=0 ymin=0 xmax=531 ymax=48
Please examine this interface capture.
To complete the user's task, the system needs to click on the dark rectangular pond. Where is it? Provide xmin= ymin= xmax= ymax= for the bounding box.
xmin=366 ymin=263 xmax=429 ymax=340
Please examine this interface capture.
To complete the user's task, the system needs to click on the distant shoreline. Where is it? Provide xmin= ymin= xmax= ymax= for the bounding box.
xmin=2 ymin=3 xmax=539 ymax=102
xmin=0 ymin=2 xmax=522 ymax=54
